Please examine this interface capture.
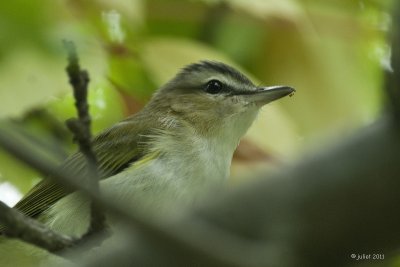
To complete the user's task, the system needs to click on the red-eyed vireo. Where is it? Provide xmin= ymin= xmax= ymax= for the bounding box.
xmin=0 ymin=61 xmax=294 ymax=238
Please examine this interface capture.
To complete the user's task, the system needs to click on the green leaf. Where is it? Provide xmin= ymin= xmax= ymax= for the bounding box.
xmin=0 ymin=49 xmax=69 ymax=119
xmin=47 ymin=81 xmax=125 ymax=135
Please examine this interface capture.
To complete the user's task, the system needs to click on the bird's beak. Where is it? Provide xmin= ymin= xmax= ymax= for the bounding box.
xmin=235 ymin=85 xmax=296 ymax=106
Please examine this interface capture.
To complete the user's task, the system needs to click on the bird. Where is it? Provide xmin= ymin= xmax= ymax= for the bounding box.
xmin=0 ymin=60 xmax=294 ymax=238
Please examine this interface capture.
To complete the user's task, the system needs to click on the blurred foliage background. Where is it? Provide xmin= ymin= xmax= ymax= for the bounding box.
xmin=0 ymin=0 xmax=394 ymax=204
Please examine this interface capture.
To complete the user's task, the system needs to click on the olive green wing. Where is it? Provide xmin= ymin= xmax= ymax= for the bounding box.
xmin=5 ymin=120 xmax=150 ymax=225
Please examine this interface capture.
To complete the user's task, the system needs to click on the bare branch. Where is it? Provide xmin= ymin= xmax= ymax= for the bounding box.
xmin=63 ymin=40 xmax=96 ymax=167
xmin=63 ymin=40 xmax=105 ymax=234
xmin=0 ymin=200 xmax=74 ymax=252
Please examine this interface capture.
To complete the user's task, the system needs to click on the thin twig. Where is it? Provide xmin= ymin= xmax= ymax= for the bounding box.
xmin=63 ymin=40 xmax=105 ymax=234
xmin=0 ymin=200 xmax=74 ymax=252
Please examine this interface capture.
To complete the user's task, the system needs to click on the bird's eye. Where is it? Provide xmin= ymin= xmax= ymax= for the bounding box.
xmin=204 ymin=80 xmax=223 ymax=94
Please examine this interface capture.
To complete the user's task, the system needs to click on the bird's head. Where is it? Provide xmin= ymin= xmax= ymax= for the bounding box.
xmin=145 ymin=61 xmax=294 ymax=142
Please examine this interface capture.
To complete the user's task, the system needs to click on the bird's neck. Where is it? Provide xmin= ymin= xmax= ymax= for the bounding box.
xmin=148 ymin=117 xmax=240 ymax=183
